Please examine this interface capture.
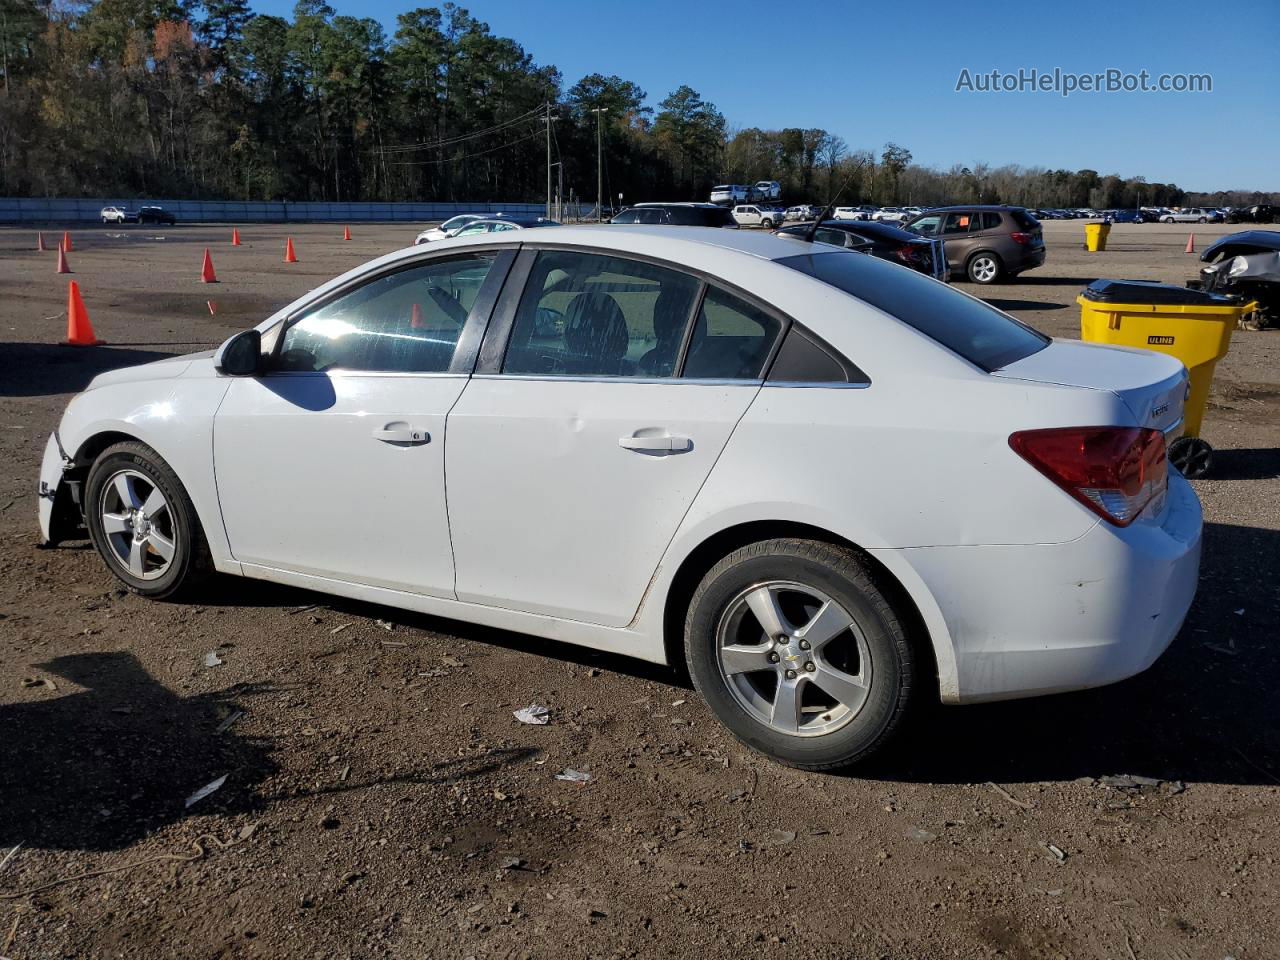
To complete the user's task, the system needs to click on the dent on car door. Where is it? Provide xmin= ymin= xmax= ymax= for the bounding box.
xmin=213 ymin=249 xmax=513 ymax=596
xmin=445 ymin=247 xmax=785 ymax=627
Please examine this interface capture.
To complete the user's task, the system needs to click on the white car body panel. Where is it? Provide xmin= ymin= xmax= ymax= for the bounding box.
xmin=37 ymin=225 xmax=1203 ymax=705
xmin=447 ymin=378 xmax=758 ymax=626
xmin=213 ymin=372 xmax=464 ymax=597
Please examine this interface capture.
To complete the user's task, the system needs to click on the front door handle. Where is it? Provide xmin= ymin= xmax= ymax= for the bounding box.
xmin=618 ymin=434 xmax=692 ymax=453
xmin=373 ymin=423 xmax=430 ymax=445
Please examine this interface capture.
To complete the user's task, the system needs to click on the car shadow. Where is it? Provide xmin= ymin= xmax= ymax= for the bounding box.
xmin=0 ymin=343 xmax=183 ymax=398
xmin=865 ymin=520 xmax=1280 ymax=787
xmin=1205 ymin=448 xmax=1280 ymax=481
xmin=983 ymin=298 xmax=1068 ymax=312
xmin=0 ymin=652 xmax=279 ymax=851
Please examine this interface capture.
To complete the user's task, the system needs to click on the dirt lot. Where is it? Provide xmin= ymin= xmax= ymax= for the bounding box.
xmin=1 ymin=220 xmax=1277 ymax=960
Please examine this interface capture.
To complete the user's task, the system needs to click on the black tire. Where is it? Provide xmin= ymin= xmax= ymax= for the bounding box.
xmin=1198 ymin=217 xmax=1207 ymax=224
xmin=761 ymin=218 xmax=774 ymax=229
xmin=84 ymin=441 xmax=211 ymax=599
xmin=966 ymin=251 xmax=1003 ymax=284
xmin=1168 ymin=436 xmax=1213 ymax=479
xmin=684 ymin=538 xmax=917 ymax=770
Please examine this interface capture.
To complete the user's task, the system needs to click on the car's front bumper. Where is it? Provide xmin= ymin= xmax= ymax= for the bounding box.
xmin=884 ymin=471 xmax=1202 ymax=703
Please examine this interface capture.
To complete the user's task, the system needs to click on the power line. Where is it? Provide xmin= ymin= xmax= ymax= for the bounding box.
xmin=385 ymin=128 xmax=541 ymax=166
xmin=376 ymin=105 xmax=545 ymax=155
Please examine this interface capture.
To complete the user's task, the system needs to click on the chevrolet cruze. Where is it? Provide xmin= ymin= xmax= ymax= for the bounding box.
xmin=37 ymin=226 xmax=1202 ymax=770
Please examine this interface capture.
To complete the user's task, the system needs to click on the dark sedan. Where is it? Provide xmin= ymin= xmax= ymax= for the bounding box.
xmin=137 ymin=205 xmax=177 ymax=225
xmin=1227 ymin=205 xmax=1278 ymax=224
xmin=775 ymin=220 xmax=948 ymax=280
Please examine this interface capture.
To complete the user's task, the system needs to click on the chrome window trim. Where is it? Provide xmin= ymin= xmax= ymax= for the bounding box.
xmin=259 ymin=370 xmax=469 ymax=380
xmin=470 ymin=374 xmax=763 ymax=387
xmin=762 ymin=381 xmax=872 ymax=389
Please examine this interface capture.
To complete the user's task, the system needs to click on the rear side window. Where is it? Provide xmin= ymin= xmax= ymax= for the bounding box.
xmin=777 ymin=251 xmax=1048 ymax=371
xmin=683 ymin=287 xmax=782 ymax=380
xmin=1011 ymin=210 xmax=1040 ymax=230
xmin=981 ymin=212 xmax=1002 ymax=230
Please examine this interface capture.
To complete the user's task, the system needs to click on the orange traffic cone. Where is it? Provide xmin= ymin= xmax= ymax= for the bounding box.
xmin=62 ymin=231 xmax=73 ymax=253
xmin=63 ymin=281 xmax=103 ymax=346
xmin=56 ymin=245 xmax=71 ymax=274
xmin=207 ymin=300 xmax=217 ymax=316
xmin=343 ymin=225 xmax=351 ymax=241
xmin=201 ymin=248 xmax=218 ymax=283
xmin=410 ymin=303 xmax=425 ymax=329
xmin=1185 ymin=233 xmax=1196 ymax=254
xmin=284 ymin=237 xmax=298 ymax=263
xmin=37 ymin=232 xmax=47 ymax=252
xmin=231 ymin=228 xmax=241 ymax=246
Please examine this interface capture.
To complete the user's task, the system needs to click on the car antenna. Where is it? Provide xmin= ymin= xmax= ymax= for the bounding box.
xmin=802 ymin=171 xmax=859 ymax=244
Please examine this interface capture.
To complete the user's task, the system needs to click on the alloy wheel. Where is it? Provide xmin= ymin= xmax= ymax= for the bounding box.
xmin=99 ymin=469 xmax=177 ymax=580
xmin=715 ymin=581 xmax=872 ymax=738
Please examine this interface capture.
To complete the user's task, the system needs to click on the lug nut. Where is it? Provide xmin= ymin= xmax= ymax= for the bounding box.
xmin=785 ymin=669 xmax=797 ymax=680
xmin=767 ymin=651 xmax=780 ymax=663
xmin=798 ymin=639 xmax=810 ymax=650
xmin=776 ymin=635 xmax=789 ymax=645
xmin=804 ymin=661 xmax=816 ymax=672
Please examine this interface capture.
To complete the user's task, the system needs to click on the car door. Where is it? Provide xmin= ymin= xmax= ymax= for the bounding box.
xmin=940 ymin=210 xmax=977 ymax=265
xmin=213 ymin=249 xmax=513 ymax=596
xmin=445 ymin=247 xmax=785 ymax=627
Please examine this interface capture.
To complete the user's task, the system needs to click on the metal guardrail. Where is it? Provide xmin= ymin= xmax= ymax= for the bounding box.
xmin=0 ymin=198 xmax=559 ymax=224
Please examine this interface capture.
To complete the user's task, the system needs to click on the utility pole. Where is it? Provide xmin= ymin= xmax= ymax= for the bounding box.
xmin=544 ymin=104 xmax=559 ymax=220
xmin=591 ymin=107 xmax=608 ymax=221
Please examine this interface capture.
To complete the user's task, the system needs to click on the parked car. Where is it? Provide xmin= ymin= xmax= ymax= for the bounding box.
xmin=137 ymin=205 xmax=176 ymax=225
xmin=453 ymin=216 xmax=558 ymax=236
xmin=100 ymin=206 xmax=136 ymax=224
xmin=38 ymin=224 xmax=1201 ymax=771
xmin=751 ymin=181 xmax=782 ymax=202
xmin=1104 ymin=209 xmax=1146 ymax=224
xmin=1162 ymin=207 xmax=1222 ymax=224
xmin=612 ymin=203 xmax=737 ymax=227
xmin=832 ymin=205 xmax=876 ymax=221
xmin=711 ymin=185 xmax=751 ymax=206
xmin=775 ymin=219 xmax=948 ymax=279
xmin=1226 ymin=204 xmax=1278 ymax=224
xmin=416 ymin=213 xmax=492 ymax=244
xmin=872 ymin=206 xmax=910 ymax=223
xmin=732 ymin=204 xmax=783 ymax=228
xmin=903 ymin=205 xmax=1045 ymax=284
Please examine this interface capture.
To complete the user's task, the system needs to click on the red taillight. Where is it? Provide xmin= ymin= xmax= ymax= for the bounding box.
xmin=1010 ymin=231 xmax=1032 ymax=245
xmin=1009 ymin=427 xmax=1167 ymax=526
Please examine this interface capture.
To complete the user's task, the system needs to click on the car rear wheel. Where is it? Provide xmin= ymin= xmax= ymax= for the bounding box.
xmin=966 ymin=252 xmax=1002 ymax=284
xmin=685 ymin=539 xmax=916 ymax=770
xmin=85 ymin=441 xmax=210 ymax=599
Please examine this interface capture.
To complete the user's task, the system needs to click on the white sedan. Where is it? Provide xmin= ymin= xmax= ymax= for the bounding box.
xmin=414 ymin=213 xmax=489 ymax=244
xmin=37 ymin=226 xmax=1202 ymax=770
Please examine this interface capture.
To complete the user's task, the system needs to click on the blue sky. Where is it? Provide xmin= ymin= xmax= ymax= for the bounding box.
xmin=255 ymin=0 xmax=1280 ymax=191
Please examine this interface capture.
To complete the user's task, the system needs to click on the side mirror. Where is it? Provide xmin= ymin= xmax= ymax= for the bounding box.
xmin=214 ymin=329 xmax=263 ymax=376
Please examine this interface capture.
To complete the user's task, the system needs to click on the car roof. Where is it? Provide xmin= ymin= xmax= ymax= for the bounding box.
xmin=634 ymin=202 xmax=722 ymax=209
xmin=915 ymin=204 xmax=1025 ymax=213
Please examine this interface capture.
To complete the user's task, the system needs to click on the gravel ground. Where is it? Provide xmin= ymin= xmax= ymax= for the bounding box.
xmin=0 ymin=220 xmax=1277 ymax=960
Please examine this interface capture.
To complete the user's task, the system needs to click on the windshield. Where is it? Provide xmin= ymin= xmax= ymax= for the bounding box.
xmin=777 ymin=251 xmax=1048 ymax=371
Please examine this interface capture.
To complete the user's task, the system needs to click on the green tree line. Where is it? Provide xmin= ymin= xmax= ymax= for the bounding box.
xmin=0 ymin=0 xmax=1275 ymax=208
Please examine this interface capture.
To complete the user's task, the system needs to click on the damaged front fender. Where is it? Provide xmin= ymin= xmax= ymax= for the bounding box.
xmin=37 ymin=432 xmax=86 ymax=546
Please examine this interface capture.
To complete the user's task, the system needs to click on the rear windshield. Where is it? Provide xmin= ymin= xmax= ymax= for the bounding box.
xmin=777 ymin=251 xmax=1049 ymax=371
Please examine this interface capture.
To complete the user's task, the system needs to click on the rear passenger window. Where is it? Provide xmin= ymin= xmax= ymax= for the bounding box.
xmin=502 ymin=251 xmax=699 ymax=378
xmin=981 ymin=212 xmax=1002 ymax=230
xmin=277 ymin=253 xmax=495 ymax=373
xmin=683 ymin=287 xmax=782 ymax=380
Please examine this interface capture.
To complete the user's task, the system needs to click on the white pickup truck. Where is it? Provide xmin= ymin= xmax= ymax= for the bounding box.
xmin=731 ymin=204 xmax=784 ymax=228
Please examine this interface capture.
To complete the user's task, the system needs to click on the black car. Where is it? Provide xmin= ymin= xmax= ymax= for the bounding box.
xmin=775 ymin=220 xmax=947 ymax=279
xmin=611 ymin=203 xmax=737 ymax=228
xmin=1226 ymin=204 xmax=1278 ymax=224
xmin=137 ymin=205 xmax=177 ymax=225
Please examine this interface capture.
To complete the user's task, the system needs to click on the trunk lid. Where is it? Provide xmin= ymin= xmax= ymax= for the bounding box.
xmin=993 ymin=339 xmax=1187 ymax=434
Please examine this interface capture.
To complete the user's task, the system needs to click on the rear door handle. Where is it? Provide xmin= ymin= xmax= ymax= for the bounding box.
xmin=618 ymin=434 xmax=692 ymax=453
xmin=373 ymin=423 xmax=430 ymax=445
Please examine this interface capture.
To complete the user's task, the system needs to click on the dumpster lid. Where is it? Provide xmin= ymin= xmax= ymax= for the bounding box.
xmin=1080 ymin=278 xmax=1240 ymax=306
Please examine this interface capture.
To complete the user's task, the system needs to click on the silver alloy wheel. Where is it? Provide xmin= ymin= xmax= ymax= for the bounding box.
xmin=99 ymin=468 xmax=177 ymax=581
xmin=715 ymin=581 xmax=872 ymax=738
xmin=970 ymin=255 xmax=998 ymax=283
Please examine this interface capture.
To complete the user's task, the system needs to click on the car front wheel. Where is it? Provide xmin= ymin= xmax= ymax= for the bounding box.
xmin=685 ymin=539 xmax=917 ymax=770
xmin=966 ymin=252 xmax=1002 ymax=284
xmin=85 ymin=441 xmax=210 ymax=599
